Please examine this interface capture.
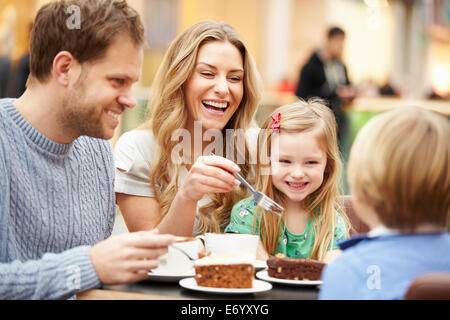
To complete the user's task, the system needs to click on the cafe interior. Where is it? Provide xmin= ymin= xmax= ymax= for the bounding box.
xmin=2 ymin=0 xmax=448 ymax=198
xmin=0 ymin=0 xmax=449 ymax=300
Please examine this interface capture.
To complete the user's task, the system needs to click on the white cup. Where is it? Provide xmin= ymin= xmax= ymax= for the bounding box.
xmin=152 ymin=238 xmax=200 ymax=275
xmin=203 ymin=233 xmax=259 ymax=260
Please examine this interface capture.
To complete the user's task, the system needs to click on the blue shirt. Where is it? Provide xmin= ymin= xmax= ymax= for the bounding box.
xmin=319 ymin=232 xmax=450 ymax=299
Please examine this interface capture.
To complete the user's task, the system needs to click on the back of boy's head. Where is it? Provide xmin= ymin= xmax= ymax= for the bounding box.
xmin=348 ymin=106 xmax=450 ymax=232
xmin=29 ymin=0 xmax=144 ymax=84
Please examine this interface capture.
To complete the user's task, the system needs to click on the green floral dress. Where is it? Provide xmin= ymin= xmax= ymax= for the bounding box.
xmin=224 ymin=197 xmax=348 ymax=258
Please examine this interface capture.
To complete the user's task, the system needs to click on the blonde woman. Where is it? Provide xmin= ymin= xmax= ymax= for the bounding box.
xmin=114 ymin=21 xmax=263 ymax=236
xmin=225 ymin=99 xmax=351 ymax=262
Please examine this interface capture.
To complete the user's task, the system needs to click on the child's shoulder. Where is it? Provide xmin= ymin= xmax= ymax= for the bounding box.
xmin=234 ymin=196 xmax=257 ymax=206
xmin=334 ymin=209 xmax=346 ymax=225
xmin=232 ymin=197 xmax=258 ymax=214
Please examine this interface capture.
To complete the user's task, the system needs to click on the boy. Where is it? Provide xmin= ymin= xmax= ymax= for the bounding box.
xmin=319 ymin=106 xmax=450 ymax=299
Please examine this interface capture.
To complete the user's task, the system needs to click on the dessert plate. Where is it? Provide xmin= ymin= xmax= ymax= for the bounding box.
xmin=179 ymin=278 xmax=272 ymax=295
xmin=146 ymin=268 xmax=195 ymax=282
xmin=253 ymin=260 xmax=267 ymax=271
xmin=256 ymin=270 xmax=322 ymax=286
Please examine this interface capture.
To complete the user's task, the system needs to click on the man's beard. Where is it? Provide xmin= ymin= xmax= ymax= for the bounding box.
xmin=60 ymin=89 xmax=106 ymax=140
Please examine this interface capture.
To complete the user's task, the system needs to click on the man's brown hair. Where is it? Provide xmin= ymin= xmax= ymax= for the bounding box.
xmin=29 ymin=0 xmax=144 ymax=83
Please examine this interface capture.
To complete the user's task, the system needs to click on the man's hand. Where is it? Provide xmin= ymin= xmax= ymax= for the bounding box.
xmin=90 ymin=229 xmax=175 ymax=284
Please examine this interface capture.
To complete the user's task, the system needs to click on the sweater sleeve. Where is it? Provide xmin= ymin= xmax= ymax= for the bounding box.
xmin=0 ymin=245 xmax=101 ymax=300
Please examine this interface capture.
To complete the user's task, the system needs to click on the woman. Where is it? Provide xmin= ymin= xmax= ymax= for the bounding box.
xmin=114 ymin=21 xmax=263 ymax=236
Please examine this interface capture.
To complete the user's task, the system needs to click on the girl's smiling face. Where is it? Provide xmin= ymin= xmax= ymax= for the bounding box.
xmin=270 ymin=130 xmax=327 ymax=205
xmin=184 ymin=40 xmax=244 ymax=132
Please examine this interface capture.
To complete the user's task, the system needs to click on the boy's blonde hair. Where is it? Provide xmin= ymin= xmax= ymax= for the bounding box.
xmin=348 ymin=106 xmax=450 ymax=232
xmin=140 ymin=20 xmax=263 ymax=235
xmin=254 ymin=99 xmax=350 ymax=261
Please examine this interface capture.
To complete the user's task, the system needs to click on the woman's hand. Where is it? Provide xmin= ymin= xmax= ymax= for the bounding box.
xmin=179 ymin=155 xmax=241 ymax=202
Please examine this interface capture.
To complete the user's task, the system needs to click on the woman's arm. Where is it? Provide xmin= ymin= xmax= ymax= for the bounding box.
xmin=117 ymin=191 xmax=199 ymax=236
xmin=117 ymin=155 xmax=241 ymax=236
xmin=158 ymin=156 xmax=241 ymax=236
xmin=116 ymin=193 xmax=161 ymax=231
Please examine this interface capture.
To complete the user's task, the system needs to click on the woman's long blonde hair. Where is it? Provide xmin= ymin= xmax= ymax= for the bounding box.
xmin=140 ymin=20 xmax=263 ymax=235
xmin=254 ymin=99 xmax=350 ymax=261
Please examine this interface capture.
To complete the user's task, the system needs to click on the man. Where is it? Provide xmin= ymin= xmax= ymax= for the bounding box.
xmin=296 ymin=26 xmax=356 ymax=152
xmin=0 ymin=0 xmax=175 ymax=299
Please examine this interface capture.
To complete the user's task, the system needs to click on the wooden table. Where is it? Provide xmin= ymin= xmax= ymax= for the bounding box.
xmin=77 ymin=277 xmax=319 ymax=300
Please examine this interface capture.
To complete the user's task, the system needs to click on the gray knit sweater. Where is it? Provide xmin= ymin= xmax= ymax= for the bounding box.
xmin=0 ymin=98 xmax=116 ymax=299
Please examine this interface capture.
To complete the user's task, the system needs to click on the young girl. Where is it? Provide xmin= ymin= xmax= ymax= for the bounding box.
xmin=225 ymin=99 xmax=351 ymax=263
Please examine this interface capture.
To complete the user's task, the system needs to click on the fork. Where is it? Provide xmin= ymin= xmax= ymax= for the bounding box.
xmin=209 ymin=153 xmax=284 ymax=217
xmin=233 ymin=171 xmax=284 ymax=217
xmin=171 ymin=245 xmax=197 ymax=261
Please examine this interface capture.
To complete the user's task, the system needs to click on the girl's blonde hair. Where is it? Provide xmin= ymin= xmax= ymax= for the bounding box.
xmin=254 ymin=99 xmax=350 ymax=261
xmin=140 ymin=20 xmax=263 ymax=235
xmin=348 ymin=106 xmax=450 ymax=232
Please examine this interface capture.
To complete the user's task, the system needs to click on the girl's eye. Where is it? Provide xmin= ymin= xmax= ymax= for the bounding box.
xmin=229 ymin=76 xmax=242 ymax=82
xmin=306 ymin=161 xmax=318 ymax=165
xmin=279 ymin=159 xmax=291 ymax=164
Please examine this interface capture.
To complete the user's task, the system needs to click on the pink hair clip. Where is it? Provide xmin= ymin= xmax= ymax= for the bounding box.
xmin=270 ymin=113 xmax=281 ymax=132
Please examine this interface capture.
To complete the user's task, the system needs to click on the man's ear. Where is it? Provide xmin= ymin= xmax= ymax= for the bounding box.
xmin=52 ymin=51 xmax=79 ymax=86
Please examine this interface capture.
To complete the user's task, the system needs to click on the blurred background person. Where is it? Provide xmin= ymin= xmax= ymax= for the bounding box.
xmin=0 ymin=5 xmax=16 ymax=98
xmin=9 ymin=23 xmax=32 ymax=98
xmin=295 ymin=26 xmax=356 ymax=153
xmin=10 ymin=51 xmax=30 ymax=98
xmin=0 ymin=56 xmax=11 ymax=98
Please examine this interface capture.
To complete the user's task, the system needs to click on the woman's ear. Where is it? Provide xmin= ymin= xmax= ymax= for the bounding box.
xmin=52 ymin=51 xmax=79 ymax=86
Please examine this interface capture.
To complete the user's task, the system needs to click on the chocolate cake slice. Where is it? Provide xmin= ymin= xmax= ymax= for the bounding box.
xmin=267 ymin=255 xmax=325 ymax=281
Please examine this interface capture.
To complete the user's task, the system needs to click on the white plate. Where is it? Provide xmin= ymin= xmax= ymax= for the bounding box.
xmin=146 ymin=269 xmax=195 ymax=282
xmin=179 ymin=277 xmax=272 ymax=295
xmin=256 ymin=270 xmax=322 ymax=286
xmin=253 ymin=260 xmax=267 ymax=271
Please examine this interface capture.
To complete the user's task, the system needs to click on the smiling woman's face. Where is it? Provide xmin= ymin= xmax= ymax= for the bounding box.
xmin=184 ymin=40 xmax=244 ymax=132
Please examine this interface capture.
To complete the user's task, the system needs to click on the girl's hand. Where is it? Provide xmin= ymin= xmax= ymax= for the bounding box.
xmin=179 ymin=155 xmax=241 ymax=202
